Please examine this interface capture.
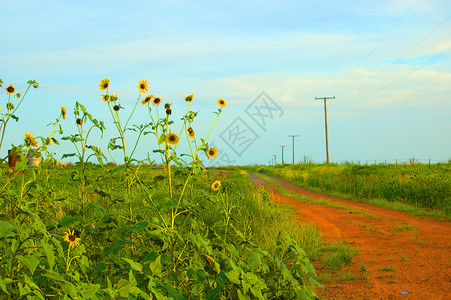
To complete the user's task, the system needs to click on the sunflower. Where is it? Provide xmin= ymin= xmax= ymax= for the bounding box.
xmin=185 ymin=94 xmax=194 ymax=103
xmin=211 ymin=180 xmax=221 ymax=191
xmin=6 ymin=84 xmax=15 ymax=95
xmin=76 ymin=118 xmax=83 ymax=126
xmin=142 ymin=94 xmax=154 ymax=105
xmin=7 ymin=102 xmax=14 ymax=111
xmin=217 ymin=98 xmax=227 ymax=108
xmin=187 ymin=127 xmax=195 ymax=139
xmin=109 ymin=94 xmax=118 ymax=102
xmin=152 ymin=97 xmax=161 ymax=106
xmin=24 ymin=132 xmax=39 ymax=148
xmin=113 ymin=105 xmax=120 ymax=111
xmin=17 ymin=91 xmax=21 ymax=100
xmin=98 ymin=78 xmax=110 ymax=91
xmin=137 ymin=79 xmax=150 ymax=94
xmin=206 ymin=147 xmax=218 ymax=158
xmin=166 ymin=132 xmax=179 ymax=145
xmin=63 ymin=229 xmax=81 ymax=249
xmin=61 ymin=106 xmax=67 ymax=120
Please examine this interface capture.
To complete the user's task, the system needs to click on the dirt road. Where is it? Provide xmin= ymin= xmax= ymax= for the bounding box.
xmin=248 ymin=172 xmax=451 ymax=300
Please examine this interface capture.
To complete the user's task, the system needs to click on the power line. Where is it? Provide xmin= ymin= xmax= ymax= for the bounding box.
xmin=334 ymin=13 xmax=451 ymax=100
xmin=325 ymin=0 xmax=421 ymax=94
xmin=337 ymin=44 xmax=451 ymax=108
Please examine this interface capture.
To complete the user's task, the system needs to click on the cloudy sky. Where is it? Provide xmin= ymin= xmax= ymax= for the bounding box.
xmin=1 ymin=0 xmax=450 ymax=166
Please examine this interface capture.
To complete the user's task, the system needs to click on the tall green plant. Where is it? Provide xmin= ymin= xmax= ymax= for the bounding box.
xmin=0 ymin=79 xmax=39 ymax=155
xmin=61 ymin=102 xmax=106 ymax=224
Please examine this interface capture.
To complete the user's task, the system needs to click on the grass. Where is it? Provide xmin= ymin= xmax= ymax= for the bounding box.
xmin=321 ymin=241 xmax=359 ymax=273
xmin=380 ymin=266 xmax=396 ymax=272
xmin=246 ymin=164 xmax=451 ymax=221
xmin=392 ymin=223 xmax=414 ymax=235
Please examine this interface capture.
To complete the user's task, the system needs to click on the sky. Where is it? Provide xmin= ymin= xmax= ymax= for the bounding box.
xmin=1 ymin=0 xmax=450 ymax=166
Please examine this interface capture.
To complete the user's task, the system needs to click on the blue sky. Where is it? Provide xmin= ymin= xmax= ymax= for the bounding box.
xmin=1 ymin=0 xmax=450 ymax=166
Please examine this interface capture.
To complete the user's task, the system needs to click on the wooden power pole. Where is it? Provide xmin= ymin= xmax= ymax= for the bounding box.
xmin=315 ymin=96 xmax=335 ymax=163
xmin=280 ymin=145 xmax=287 ymax=164
xmin=288 ymin=135 xmax=299 ymax=164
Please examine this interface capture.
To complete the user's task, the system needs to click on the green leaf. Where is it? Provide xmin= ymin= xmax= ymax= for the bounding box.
xmin=142 ymin=252 xmax=159 ymax=263
xmin=62 ymin=282 xmax=77 ymax=297
xmin=308 ymin=277 xmax=325 ymax=289
xmin=81 ymin=283 xmax=100 ymax=298
xmin=42 ymin=242 xmax=55 ymax=270
xmin=0 ymin=277 xmax=12 ymax=295
xmin=111 ymin=165 xmax=126 ymax=173
xmin=123 ymin=258 xmax=143 ymax=273
xmin=87 ymin=202 xmax=106 ymax=214
xmin=226 ymin=269 xmax=240 ymax=284
xmin=61 ymin=153 xmax=76 ymax=159
xmin=102 ymin=214 xmax=117 ymax=225
xmin=116 ymin=279 xmax=132 ymax=297
xmin=103 ymin=240 xmax=134 ymax=256
xmin=129 ymin=221 xmax=148 ymax=232
xmin=149 ymin=256 xmax=163 ymax=277
xmin=58 ymin=215 xmax=79 ymax=227
xmin=0 ymin=220 xmax=14 ymax=237
xmin=187 ymin=269 xmax=207 ymax=282
xmin=17 ymin=255 xmax=40 ymax=275
xmin=158 ymin=133 xmax=165 ymax=145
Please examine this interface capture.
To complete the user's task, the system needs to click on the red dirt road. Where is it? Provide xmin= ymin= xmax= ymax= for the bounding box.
xmin=249 ymin=172 xmax=451 ymax=300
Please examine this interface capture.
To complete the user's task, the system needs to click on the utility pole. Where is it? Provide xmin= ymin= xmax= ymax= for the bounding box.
xmin=288 ymin=135 xmax=299 ymax=164
xmin=273 ymin=154 xmax=277 ymax=165
xmin=280 ymin=145 xmax=287 ymax=164
xmin=315 ymin=96 xmax=335 ymax=163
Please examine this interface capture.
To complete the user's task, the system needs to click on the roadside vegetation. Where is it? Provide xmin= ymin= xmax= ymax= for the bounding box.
xmin=244 ymin=163 xmax=450 ymax=220
xmin=1 ymin=78 xmax=328 ymax=299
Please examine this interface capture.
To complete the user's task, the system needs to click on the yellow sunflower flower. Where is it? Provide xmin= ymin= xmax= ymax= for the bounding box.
xmin=137 ymin=79 xmax=150 ymax=94
xmin=166 ymin=132 xmax=179 ymax=145
xmin=185 ymin=94 xmax=194 ymax=103
xmin=206 ymin=147 xmax=218 ymax=158
xmin=187 ymin=127 xmax=195 ymax=139
xmin=211 ymin=180 xmax=221 ymax=191
xmin=63 ymin=229 xmax=81 ymax=249
xmin=98 ymin=78 xmax=110 ymax=91
xmin=217 ymin=98 xmax=227 ymax=108
xmin=24 ymin=132 xmax=39 ymax=148
xmin=101 ymin=94 xmax=109 ymax=103
xmin=17 ymin=91 xmax=21 ymax=100
xmin=61 ymin=106 xmax=67 ymax=120
xmin=152 ymin=97 xmax=161 ymax=106
xmin=6 ymin=84 xmax=15 ymax=95
xmin=142 ymin=94 xmax=154 ymax=105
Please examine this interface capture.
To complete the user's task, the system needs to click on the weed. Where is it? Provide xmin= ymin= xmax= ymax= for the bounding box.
xmin=359 ymin=262 xmax=367 ymax=272
xmin=380 ymin=266 xmax=395 ymax=272
xmin=322 ymin=241 xmax=358 ymax=272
